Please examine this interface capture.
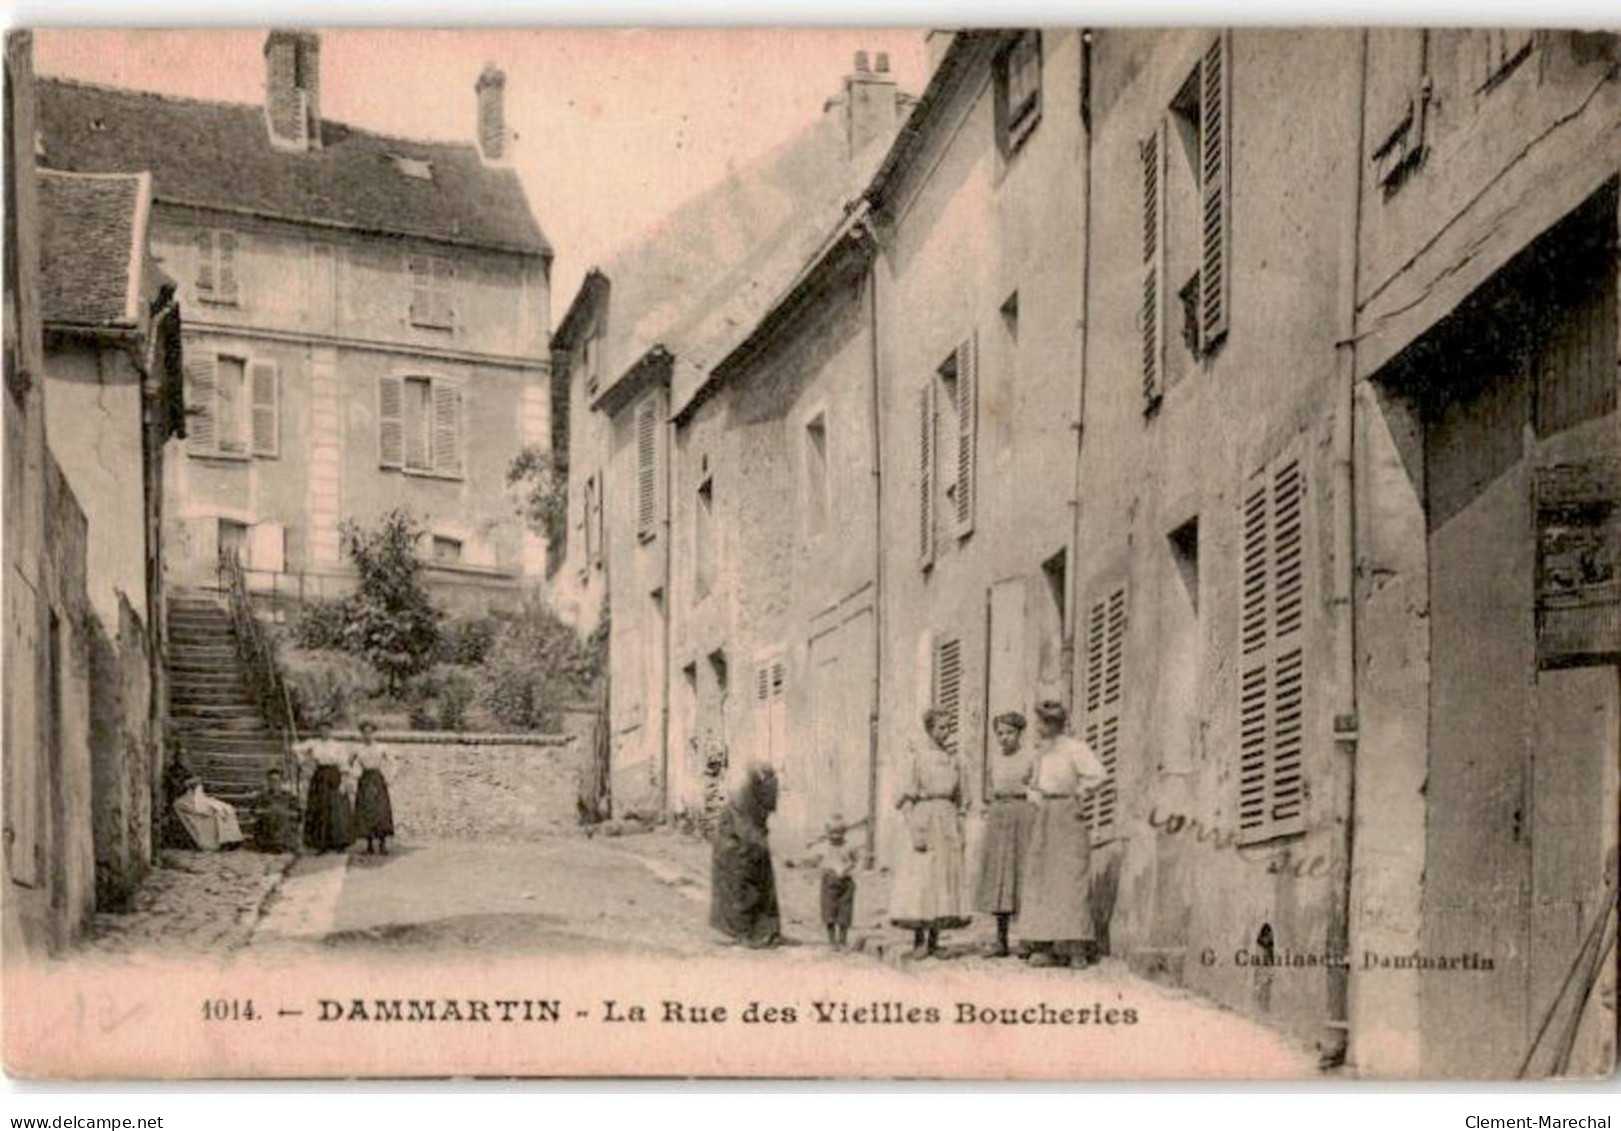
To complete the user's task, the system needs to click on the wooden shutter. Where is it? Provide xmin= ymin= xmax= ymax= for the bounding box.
xmin=403 ymin=378 xmax=430 ymax=470
xmin=216 ymin=357 xmax=246 ymax=455
xmin=1141 ymin=121 xmax=1167 ymax=408
xmin=432 ymin=380 xmax=462 ymax=475
xmin=954 ymin=333 xmax=978 ymax=537
xmin=1199 ymin=32 xmax=1232 ymax=351
xmin=249 ymin=360 xmax=278 ymax=457
xmin=1081 ymin=585 xmax=1125 ymax=839
xmin=216 ymin=231 xmax=239 ymax=303
xmin=933 ymin=635 xmax=964 ymax=755
xmin=636 ymin=398 xmax=657 ymax=539
xmin=378 ymin=375 xmax=404 ymax=468
xmin=434 ymin=258 xmax=456 ymax=327
xmin=1237 ymin=454 xmax=1307 ymax=842
xmin=186 ymin=352 xmax=217 ymax=455
xmin=592 ymin=468 xmax=606 ymax=567
xmin=918 ymin=381 xmax=936 ymax=569
xmin=195 ymin=229 xmax=215 ymax=295
xmin=407 ymin=255 xmax=428 ymax=324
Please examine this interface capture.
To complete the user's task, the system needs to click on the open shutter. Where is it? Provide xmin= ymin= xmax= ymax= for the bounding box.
xmin=249 ymin=360 xmax=278 ymax=458
xmin=216 ymin=231 xmax=239 ymax=303
xmin=432 ymin=380 xmax=462 ymax=475
xmin=435 ymin=258 xmax=456 ymax=328
xmin=1199 ymin=32 xmax=1232 ymax=351
xmin=194 ymin=230 xmax=215 ymax=295
xmin=954 ymin=333 xmax=978 ymax=537
xmin=378 ymin=375 xmax=404 ymax=468
xmin=186 ymin=351 xmax=217 ymax=455
xmin=918 ymin=381 xmax=936 ymax=569
xmin=1080 ymin=585 xmax=1125 ymax=839
xmin=636 ymin=399 xmax=657 ymax=540
xmin=933 ymin=635 xmax=964 ymax=755
xmin=407 ymin=255 xmax=428 ymax=325
xmin=1141 ymin=120 xmax=1167 ymax=407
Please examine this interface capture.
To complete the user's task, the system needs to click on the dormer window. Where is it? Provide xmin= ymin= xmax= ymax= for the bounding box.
xmin=387 ymin=153 xmax=434 ymax=181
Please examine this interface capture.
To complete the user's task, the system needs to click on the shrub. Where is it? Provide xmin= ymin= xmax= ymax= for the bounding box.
xmin=435 ymin=615 xmax=500 ymax=667
xmin=282 ymin=649 xmax=373 ymax=733
xmin=507 ymin=445 xmax=568 ymax=549
xmin=480 ymin=600 xmax=602 ymax=732
xmin=291 ymin=600 xmax=349 ymax=652
xmin=338 ymin=508 xmax=442 ymax=695
xmin=437 ymin=667 xmax=476 ymax=731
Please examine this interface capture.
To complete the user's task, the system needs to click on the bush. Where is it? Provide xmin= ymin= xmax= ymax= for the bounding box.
xmin=480 ymin=600 xmax=602 ymax=732
xmin=435 ymin=615 xmax=500 ymax=667
xmin=339 ymin=509 xmax=441 ymax=695
xmin=282 ymin=649 xmax=374 ymax=733
xmin=437 ymin=667 xmax=476 ymax=731
xmin=291 ymin=600 xmax=349 ymax=652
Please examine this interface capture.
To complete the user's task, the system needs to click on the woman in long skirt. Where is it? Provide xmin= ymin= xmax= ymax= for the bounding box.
xmin=300 ymin=724 xmax=353 ymax=853
xmin=351 ymin=719 xmax=396 ymax=854
xmin=974 ymin=711 xmax=1036 ymax=957
xmin=710 ymin=764 xmax=782 ymax=947
xmin=890 ymin=708 xmax=971 ymax=959
xmin=1018 ymin=700 xmax=1106 ymax=968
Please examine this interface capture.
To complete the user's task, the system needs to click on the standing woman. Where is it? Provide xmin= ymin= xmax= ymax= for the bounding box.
xmin=890 ymin=708 xmax=971 ymax=959
xmin=1018 ymin=700 xmax=1106 ymax=968
xmin=709 ymin=763 xmax=782 ymax=947
xmin=974 ymin=711 xmax=1036 ymax=957
xmin=301 ymin=723 xmax=353 ymax=853
xmin=352 ymin=718 xmax=396 ymax=855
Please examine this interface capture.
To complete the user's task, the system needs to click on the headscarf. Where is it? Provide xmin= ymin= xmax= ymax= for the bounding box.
xmin=731 ymin=763 xmax=779 ymax=828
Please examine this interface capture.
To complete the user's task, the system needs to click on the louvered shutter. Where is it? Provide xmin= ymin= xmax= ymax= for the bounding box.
xmin=432 ymin=381 xmax=462 ymax=475
xmin=378 ymin=375 xmax=404 ymax=468
xmin=249 ymin=360 xmax=278 ymax=458
xmin=636 ymin=399 xmax=657 ymax=540
xmin=592 ymin=468 xmax=606 ymax=567
xmin=195 ymin=230 xmax=215 ymax=295
xmin=1141 ymin=121 xmax=1167 ymax=408
xmin=1237 ymin=455 xmax=1307 ymax=841
xmin=933 ymin=636 xmax=964 ymax=756
xmin=434 ymin=258 xmax=456 ymax=328
xmin=954 ymin=333 xmax=978 ymax=537
xmin=403 ymin=378 xmax=430 ymax=470
xmin=1199 ymin=32 xmax=1232 ymax=351
xmin=186 ymin=352 xmax=218 ymax=455
xmin=407 ymin=256 xmax=428 ymax=325
xmin=216 ymin=231 xmax=239 ymax=303
xmin=918 ymin=381 xmax=936 ymax=569
xmin=1080 ymin=585 xmax=1125 ymax=839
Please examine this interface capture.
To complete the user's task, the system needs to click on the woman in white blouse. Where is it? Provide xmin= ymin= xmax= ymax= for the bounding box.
xmin=1017 ymin=699 xmax=1106 ymax=967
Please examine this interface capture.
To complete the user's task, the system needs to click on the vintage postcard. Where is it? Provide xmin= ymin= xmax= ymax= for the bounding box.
xmin=2 ymin=25 xmax=1618 ymax=1081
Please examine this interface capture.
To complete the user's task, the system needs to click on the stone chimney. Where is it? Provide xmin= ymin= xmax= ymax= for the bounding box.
xmin=476 ymin=64 xmax=507 ymax=163
xmin=842 ymin=49 xmax=899 ymax=159
xmin=264 ymin=29 xmax=320 ymax=151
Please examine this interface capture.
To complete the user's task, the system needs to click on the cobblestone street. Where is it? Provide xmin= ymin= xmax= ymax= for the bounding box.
xmin=78 ymin=849 xmax=294 ymax=958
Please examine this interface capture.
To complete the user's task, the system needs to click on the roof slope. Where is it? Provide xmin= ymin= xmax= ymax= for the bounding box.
xmin=39 ymin=169 xmax=148 ymax=328
xmin=37 ymin=77 xmax=550 ymax=256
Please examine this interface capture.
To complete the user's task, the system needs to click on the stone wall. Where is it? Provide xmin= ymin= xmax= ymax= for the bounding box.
xmin=321 ymin=733 xmax=584 ymax=841
xmin=89 ymin=595 xmax=158 ymax=911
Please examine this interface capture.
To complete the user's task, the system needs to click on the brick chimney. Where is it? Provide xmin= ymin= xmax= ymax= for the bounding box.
xmin=264 ymin=29 xmax=320 ymax=151
xmin=842 ymin=49 xmax=899 ymax=159
xmin=476 ymin=64 xmax=507 ymax=163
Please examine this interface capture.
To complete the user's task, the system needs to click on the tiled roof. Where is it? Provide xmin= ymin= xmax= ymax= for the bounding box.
xmin=38 ymin=169 xmax=148 ymax=328
xmin=36 ymin=77 xmax=550 ymax=257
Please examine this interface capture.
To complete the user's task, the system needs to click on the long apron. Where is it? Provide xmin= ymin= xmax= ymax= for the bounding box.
xmin=1017 ymin=796 xmax=1093 ymax=942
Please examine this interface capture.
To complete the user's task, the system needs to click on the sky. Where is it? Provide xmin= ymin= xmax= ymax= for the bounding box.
xmin=32 ymin=28 xmax=934 ymax=309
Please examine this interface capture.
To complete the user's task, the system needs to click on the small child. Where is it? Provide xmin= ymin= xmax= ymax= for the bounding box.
xmin=816 ymin=814 xmax=860 ymax=950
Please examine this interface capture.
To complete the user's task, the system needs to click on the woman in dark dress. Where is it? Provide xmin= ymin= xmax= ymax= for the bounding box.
xmin=709 ymin=764 xmax=782 ymax=947
xmin=301 ymin=724 xmax=353 ymax=853
xmin=351 ymin=719 xmax=396 ymax=854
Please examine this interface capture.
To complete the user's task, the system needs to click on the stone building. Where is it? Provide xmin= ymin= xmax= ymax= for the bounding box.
xmin=36 ymin=31 xmax=553 ymax=613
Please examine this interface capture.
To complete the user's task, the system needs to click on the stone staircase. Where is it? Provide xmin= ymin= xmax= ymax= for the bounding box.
xmin=166 ymin=591 xmax=288 ymax=816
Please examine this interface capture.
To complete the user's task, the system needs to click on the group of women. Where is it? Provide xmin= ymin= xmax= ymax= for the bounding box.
xmin=298 ymin=719 xmax=397 ymax=855
xmin=708 ymin=698 xmax=1105 ymax=965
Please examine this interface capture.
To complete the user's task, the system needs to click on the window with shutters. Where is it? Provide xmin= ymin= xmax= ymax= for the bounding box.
xmin=754 ymin=654 xmax=788 ymax=766
xmin=407 ymin=254 xmax=455 ymax=330
xmin=695 ymin=475 xmax=715 ymax=601
xmin=937 ymin=335 xmax=979 ymax=541
xmin=377 ymin=374 xmax=463 ymax=478
xmin=635 ymin=398 xmax=659 ymax=543
xmin=917 ymin=380 xmax=937 ymax=570
xmin=1237 ymin=453 xmax=1308 ymax=844
xmin=1477 ymin=29 xmax=1536 ymax=92
xmin=194 ymin=229 xmax=239 ymax=305
xmin=804 ymin=411 xmax=829 ymax=539
xmin=1080 ymin=585 xmax=1125 ymax=842
xmin=932 ymin=634 xmax=965 ymax=755
xmin=187 ymin=352 xmax=277 ymax=460
xmin=995 ymin=30 xmax=1042 ymax=159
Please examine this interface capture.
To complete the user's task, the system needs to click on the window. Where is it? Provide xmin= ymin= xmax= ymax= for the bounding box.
xmin=1141 ymin=32 xmax=1230 ymax=409
xmin=187 ymin=353 xmax=277 ymax=459
xmin=580 ymin=472 xmax=606 ymax=576
xmin=1080 ymin=585 xmax=1125 ymax=841
xmin=1238 ymin=454 xmax=1308 ymax=843
xmin=919 ymin=335 xmax=980 ymax=567
xmin=932 ymin=634 xmax=965 ymax=755
xmin=754 ymin=654 xmax=787 ymax=765
xmin=804 ymin=412 xmax=829 ymax=537
xmin=583 ymin=329 xmax=604 ymax=396
xmin=194 ymin=229 xmax=239 ymax=305
xmin=1478 ymin=29 xmax=1535 ymax=92
xmin=407 ymin=254 xmax=455 ymax=329
xmin=431 ymin=535 xmax=463 ymax=565
xmin=995 ymin=30 xmax=1042 ymax=158
xmin=636 ymin=398 xmax=659 ymax=542
xmin=917 ymin=380 xmax=937 ymax=570
xmin=378 ymin=374 xmax=462 ymax=477
xmin=695 ymin=475 xmax=715 ymax=600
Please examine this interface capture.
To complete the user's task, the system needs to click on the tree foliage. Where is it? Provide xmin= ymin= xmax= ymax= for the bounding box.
xmin=507 ymin=444 xmax=569 ymax=548
xmin=338 ymin=508 xmax=442 ymax=695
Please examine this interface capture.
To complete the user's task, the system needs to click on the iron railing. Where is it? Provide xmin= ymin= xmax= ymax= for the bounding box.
xmin=219 ymin=547 xmax=301 ymax=787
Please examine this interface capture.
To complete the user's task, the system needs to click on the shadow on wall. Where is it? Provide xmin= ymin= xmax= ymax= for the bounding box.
xmin=1090 ymin=848 xmax=1122 ymax=956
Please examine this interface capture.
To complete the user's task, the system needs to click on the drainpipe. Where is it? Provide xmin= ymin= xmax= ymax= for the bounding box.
xmin=857 ymin=202 xmax=884 ymax=870
xmin=1323 ymin=27 xmax=1369 ymax=1071
xmin=1064 ymin=29 xmax=1095 ymax=717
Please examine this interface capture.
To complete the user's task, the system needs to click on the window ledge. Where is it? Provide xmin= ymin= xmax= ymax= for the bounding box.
xmin=424 ymin=560 xmax=515 ymax=580
xmin=189 ymin=450 xmax=252 ymax=463
xmin=379 ymin=464 xmax=464 ymax=482
xmin=195 ymin=295 xmax=240 ymax=308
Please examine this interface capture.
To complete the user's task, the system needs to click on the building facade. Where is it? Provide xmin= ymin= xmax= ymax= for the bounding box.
xmin=37 ymin=32 xmax=553 ymax=614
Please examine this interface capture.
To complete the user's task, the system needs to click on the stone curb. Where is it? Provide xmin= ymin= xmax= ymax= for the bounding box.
xmin=324 ymin=730 xmax=576 ymax=747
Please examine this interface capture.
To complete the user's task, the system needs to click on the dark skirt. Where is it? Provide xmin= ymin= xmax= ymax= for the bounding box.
xmin=974 ymin=798 xmax=1036 ymax=914
xmin=709 ymin=806 xmax=781 ymax=946
xmin=303 ymin=764 xmax=353 ymax=851
xmin=820 ymin=872 xmax=855 ymax=928
xmin=354 ymin=767 xmax=395 ymax=839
